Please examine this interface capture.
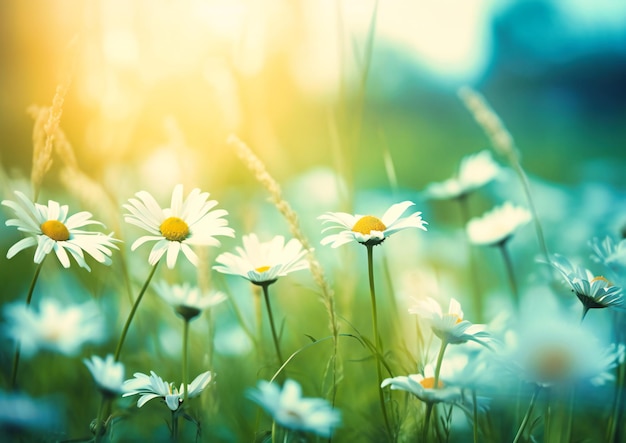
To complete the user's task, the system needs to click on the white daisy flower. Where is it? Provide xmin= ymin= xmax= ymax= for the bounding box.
xmin=3 ymin=299 xmax=105 ymax=357
xmin=247 ymin=379 xmax=341 ymax=438
xmin=213 ymin=233 xmax=309 ymax=285
xmin=590 ymin=236 xmax=626 ymax=276
xmin=2 ymin=191 xmax=119 ymax=271
xmin=84 ymin=354 xmax=125 ymax=396
xmin=123 ymin=184 xmax=234 ymax=269
xmin=503 ymin=319 xmax=623 ymax=387
xmin=550 ymin=254 xmax=624 ymax=315
xmin=122 ymin=370 xmax=212 ymax=411
xmin=153 ymin=281 xmax=227 ymax=321
xmin=381 ymin=364 xmax=462 ymax=404
xmin=319 ymin=201 xmax=427 ymax=248
xmin=466 ymin=202 xmax=531 ymax=246
xmin=409 ymin=297 xmax=491 ymax=346
xmin=425 ymin=150 xmax=500 ymax=200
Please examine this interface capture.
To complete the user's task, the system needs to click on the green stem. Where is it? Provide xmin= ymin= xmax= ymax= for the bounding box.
xmin=472 ymin=389 xmax=479 ymax=443
xmin=513 ymin=385 xmax=541 ymax=443
xmin=182 ymin=319 xmax=189 ymax=404
xmin=94 ymin=395 xmax=111 ymax=442
xmin=171 ymin=409 xmax=179 ymax=443
xmin=261 ymin=283 xmax=284 ymax=365
xmin=458 ymin=195 xmax=483 ymax=322
xmin=498 ymin=241 xmax=519 ymax=311
xmin=512 ymin=162 xmax=550 ymax=264
xmin=114 ymin=262 xmax=159 ymax=361
xmin=11 ymin=260 xmax=45 ymax=389
xmin=424 ymin=340 xmax=448 ymax=441
xmin=366 ymin=245 xmax=392 ymax=440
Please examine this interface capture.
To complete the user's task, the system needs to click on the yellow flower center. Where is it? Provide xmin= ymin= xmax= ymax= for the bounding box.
xmin=445 ymin=314 xmax=463 ymax=324
xmin=591 ymin=275 xmax=611 ymax=286
xmin=255 ymin=265 xmax=271 ymax=273
xmin=40 ymin=220 xmax=70 ymax=241
xmin=160 ymin=217 xmax=189 ymax=242
xmin=352 ymin=216 xmax=386 ymax=235
xmin=532 ymin=347 xmax=573 ymax=381
xmin=420 ymin=377 xmax=444 ymax=389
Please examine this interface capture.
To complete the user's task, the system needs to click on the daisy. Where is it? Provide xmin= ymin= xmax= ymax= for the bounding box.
xmin=3 ymin=299 xmax=105 ymax=357
xmin=503 ymin=318 xmax=623 ymax=387
xmin=122 ymin=370 xmax=212 ymax=411
xmin=84 ymin=354 xmax=125 ymax=396
xmin=153 ymin=281 xmax=227 ymax=321
xmin=381 ymin=364 xmax=462 ymax=404
xmin=319 ymin=201 xmax=427 ymax=248
xmin=2 ymin=191 xmax=119 ymax=271
xmin=550 ymin=254 xmax=624 ymax=318
xmin=425 ymin=150 xmax=500 ymax=200
xmin=123 ymin=184 xmax=234 ymax=269
xmin=247 ymin=379 xmax=341 ymax=438
xmin=466 ymin=202 xmax=531 ymax=246
xmin=590 ymin=236 xmax=626 ymax=276
xmin=409 ymin=297 xmax=491 ymax=346
xmin=213 ymin=234 xmax=309 ymax=285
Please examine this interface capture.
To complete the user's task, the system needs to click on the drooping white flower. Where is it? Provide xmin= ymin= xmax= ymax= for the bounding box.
xmin=3 ymin=299 xmax=105 ymax=357
xmin=153 ymin=281 xmax=227 ymax=321
xmin=466 ymin=202 xmax=531 ymax=246
xmin=381 ymin=364 xmax=462 ymax=404
xmin=550 ymin=254 xmax=624 ymax=313
xmin=319 ymin=201 xmax=427 ymax=248
xmin=247 ymin=379 xmax=341 ymax=437
xmin=213 ymin=234 xmax=309 ymax=285
xmin=123 ymin=184 xmax=234 ymax=269
xmin=2 ymin=191 xmax=119 ymax=271
xmin=84 ymin=354 xmax=125 ymax=396
xmin=409 ymin=297 xmax=491 ymax=346
xmin=425 ymin=150 xmax=500 ymax=200
xmin=122 ymin=370 xmax=212 ymax=411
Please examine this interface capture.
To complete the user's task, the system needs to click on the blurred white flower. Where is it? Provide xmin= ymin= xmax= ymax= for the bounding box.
xmin=550 ymin=254 xmax=624 ymax=315
xmin=247 ymin=379 xmax=341 ymax=437
xmin=3 ymin=299 xmax=105 ymax=357
xmin=0 ymin=390 xmax=60 ymax=431
xmin=503 ymin=319 xmax=623 ymax=387
xmin=2 ymin=191 xmax=119 ymax=271
xmin=590 ymin=236 xmax=626 ymax=277
xmin=153 ymin=281 xmax=226 ymax=321
xmin=466 ymin=202 xmax=531 ymax=246
xmin=122 ymin=370 xmax=212 ymax=411
xmin=425 ymin=150 xmax=500 ymax=200
xmin=409 ymin=297 xmax=490 ymax=346
xmin=123 ymin=184 xmax=234 ymax=269
xmin=381 ymin=364 xmax=462 ymax=404
xmin=319 ymin=201 xmax=427 ymax=248
xmin=84 ymin=354 xmax=125 ymax=396
xmin=213 ymin=234 xmax=309 ymax=285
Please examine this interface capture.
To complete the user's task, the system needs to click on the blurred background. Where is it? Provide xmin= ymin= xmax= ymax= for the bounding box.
xmin=1 ymin=0 xmax=625 ymax=193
